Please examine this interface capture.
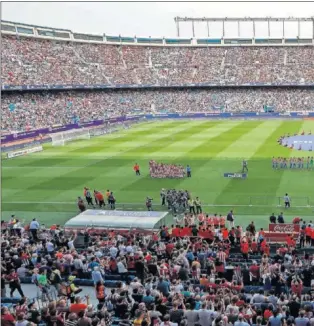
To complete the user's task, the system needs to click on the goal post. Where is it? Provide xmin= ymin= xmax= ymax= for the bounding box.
xmin=50 ymin=128 xmax=90 ymax=146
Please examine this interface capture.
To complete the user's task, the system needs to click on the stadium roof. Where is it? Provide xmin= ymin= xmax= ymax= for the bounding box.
xmin=64 ymin=210 xmax=168 ymax=231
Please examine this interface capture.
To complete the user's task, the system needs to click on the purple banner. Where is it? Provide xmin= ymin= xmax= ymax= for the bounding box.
xmin=3 ymin=111 xmax=313 ymax=144
xmin=1 ymin=117 xmax=138 ymax=144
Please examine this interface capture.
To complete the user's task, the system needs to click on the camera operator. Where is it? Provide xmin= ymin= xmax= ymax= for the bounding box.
xmin=146 ymin=197 xmax=153 ymax=211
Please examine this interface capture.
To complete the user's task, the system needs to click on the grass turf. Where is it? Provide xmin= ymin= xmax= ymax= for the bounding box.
xmin=2 ymin=119 xmax=314 ymax=229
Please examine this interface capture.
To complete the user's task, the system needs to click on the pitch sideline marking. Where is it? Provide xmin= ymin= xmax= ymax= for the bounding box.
xmin=2 ymin=201 xmax=312 ymax=208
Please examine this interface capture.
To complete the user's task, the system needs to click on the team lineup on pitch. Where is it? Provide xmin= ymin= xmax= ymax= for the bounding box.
xmin=2 ymin=119 xmax=314 ymax=228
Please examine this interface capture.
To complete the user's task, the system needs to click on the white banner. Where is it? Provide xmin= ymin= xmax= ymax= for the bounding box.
xmin=7 ymin=145 xmax=43 ymax=159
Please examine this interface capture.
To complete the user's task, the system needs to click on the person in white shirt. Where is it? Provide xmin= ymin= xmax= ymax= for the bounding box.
xmin=117 ymin=257 xmax=128 ymax=282
xmin=129 ymin=278 xmax=143 ymax=290
xmin=29 ymin=218 xmax=40 ymax=240
xmin=91 ymin=266 xmax=104 ymax=285
xmin=198 ymin=302 xmax=217 ymax=326
xmin=225 ymin=298 xmax=240 ymax=317
xmin=94 ymin=249 xmax=103 ymax=258
xmin=67 ymin=233 xmax=77 ymax=250
xmin=46 ymin=241 xmax=54 ymax=254
xmin=110 ymin=246 xmax=118 ymax=258
xmin=126 ymin=244 xmax=134 ymax=254
xmin=173 ymin=280 xmax=184 ymax=293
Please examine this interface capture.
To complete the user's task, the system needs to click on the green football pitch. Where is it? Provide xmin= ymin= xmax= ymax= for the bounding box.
xmin=2 ymin=119 xmax=314 ymax=229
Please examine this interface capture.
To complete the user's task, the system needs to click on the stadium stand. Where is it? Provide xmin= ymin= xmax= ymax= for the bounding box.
xmin=1 ymin=217 xmax=314 ymax=326
xmin=2 ymin=35 xmax=314 ymax=86
xmin=2 ymin=88 xmax=314 ymax=133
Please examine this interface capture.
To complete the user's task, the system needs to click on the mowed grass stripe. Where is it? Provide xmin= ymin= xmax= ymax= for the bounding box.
xmin=166 ymin=121 xmax=263 ymax=198
xmin=16 ymin=121 xmax=185 ymax=166
xmin=147 ymin=121 xmax=244 ymax=158
xmin=2 ymin=121 xmax=211 ymax=203
xmin=117 ymin=121 xmax=238 ymax=194
xmin=213 ymin=120 xmax=284 ymax=206
xmin=51 ymin=121 xmax=223 ymax=202
xmin=2 ymin=121 xmax=188 ymax=199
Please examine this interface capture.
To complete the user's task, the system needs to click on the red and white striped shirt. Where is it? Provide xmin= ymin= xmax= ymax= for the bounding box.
xmin=217 ymin=250 xmax=227 ymax=263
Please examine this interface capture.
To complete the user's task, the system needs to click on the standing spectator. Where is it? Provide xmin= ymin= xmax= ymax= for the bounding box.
xmin=295 ymin=311 xmax=310 ymax=326
xmin=6 ymin=269 xmax=24 ymax=298
xmin=15 ymin=313 xmax=28 ymax=326
xmin=135 ymin=257 xmax=146 ymax=284
xmin=234 ymin=314 xmax=250 ymax=326
xmin=288 ymin=296 xmax=301 ymax=319
xmin=117 ymin=257 xmax=128 ymax=283
xmin=227 ymin=210 xmax=235 ymax=228
xmin=29 ymin=218 xmax=40 ymax=241
xmin=95 ymin=281 xmax=105 ymax=304
xmin=157 ymin=277 xmax=170 ymax=297
xmin=278 ymin=213 xmax=285 ymax=224
xmin=91 ymin=267 xmax=104 ymax=285
xmin=1 ymin=306 xmax=15 ymax=324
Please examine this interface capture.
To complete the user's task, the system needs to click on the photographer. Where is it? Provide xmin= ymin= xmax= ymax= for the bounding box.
xmin=146 ymin=197 xmax=153 ymax=211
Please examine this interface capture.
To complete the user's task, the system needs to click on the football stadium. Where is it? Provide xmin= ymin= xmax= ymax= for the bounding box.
xmin=1 ymin=3 xmax=314 ymax=319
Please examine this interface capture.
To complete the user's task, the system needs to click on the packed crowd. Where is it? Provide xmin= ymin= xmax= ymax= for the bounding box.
xmin=149 ymin=161 xmax=185 ymax=179
xmin=3 ymin=88 xmax=314 ymax=133
xmin=2 ymin=35 xmax=314 ymax=86
xmin=1 ymin=213 xmax=314 ymax=326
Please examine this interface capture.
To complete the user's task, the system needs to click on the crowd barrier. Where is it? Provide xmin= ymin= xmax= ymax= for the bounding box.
xmin=2 ymin=112 xmax=313 ymax=144
xmin=15 ymin=277 xmax=313 ymax=293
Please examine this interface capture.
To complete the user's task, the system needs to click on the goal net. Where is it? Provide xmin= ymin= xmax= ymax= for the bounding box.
xmin=50 ymin=128 xmax=90 ymax=146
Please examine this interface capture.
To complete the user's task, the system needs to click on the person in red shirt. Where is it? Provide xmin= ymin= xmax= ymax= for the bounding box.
xmin=222 ymin=228 xmax=229 ymax=241
xmin=305 ymin=225 xmax=312 ymax=246
xmin=263 ymin=306 xmax=273 ymax=320
xmin=181 ymin=226 xmax=191 ymax=237
xmin=1 ymin=306 xmax=15 ymax=323
xmin=172 ymin=226 xmax=180 ymax=238
xmin=133 ymin=163 xmax=140 ymax=176
xmin=6 ymin=269 xmax=24 ymax=298
xmin=69 ymin=296 xmax=90 ymax=313
xmin=220 ymin=216 xmax=226 ymax=227
xmin=95 ymin=191 xmax=105 ymax=208
xmin=264 ymin=244 xmax=270 ymax=256
xmin=213 ymin=214 xmax=220 ymax=227
xmin=249 ymin=261 xmax=260 ymax=285
xmin=240 ymin=238 xmax=249 ymax=260
xmin=206 ymin=215 xmax=213 ymax=226
xmin=292 ymin=216 xmax=302 ymax=224
xmin=311 ymin=228 xmax=314 ymax=247
xmin=166 ymin=241 xmax=175 ymax=258
xmin=250 ymin=239 xmax=258 ymax=254
xmin=277 ymin=245 xmax=288 ymax=257
xmin=260 ymin=239 xmax=267 ymax=253
xmin=291 ymin=278 xmax=303 ymax=297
